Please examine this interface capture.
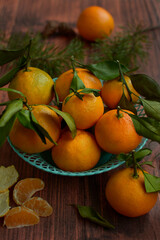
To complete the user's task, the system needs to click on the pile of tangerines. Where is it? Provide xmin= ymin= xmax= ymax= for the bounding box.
xmin=0 ymin=6 xmax=159 ymax=226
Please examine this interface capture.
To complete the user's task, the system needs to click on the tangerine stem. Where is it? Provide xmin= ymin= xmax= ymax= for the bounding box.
xmin=132 ymin=151 xmax=139 ymax=178
xmin=116 ymin=106 xmax=123 ymax=119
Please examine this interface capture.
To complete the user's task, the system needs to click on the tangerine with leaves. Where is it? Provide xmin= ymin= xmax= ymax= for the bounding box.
xmin=9 ymin=105 xmax=61 ymax=154
xmin=105 ymin=168 xmax=158 ymax=217
xmin=55 ymin=68 xmax=102 ymax=102
xmin=77 ymin=6 xmax=114 ymax=41
xmin=95 ymin=109 xmax=142 ymax=154
xmin=52 ymin=129 xmax=101 ymax=172
xmin=4 ymin=206 xmax=40 ymax=229
xmin=8 ymin=67 xmax=54 ymax=105
xmin=13 ymin=178 xmax=45 ymax=205
xmin=101 ymin=75 xmax=140 ymax=109
xmin=62 ymin=90 xmax=104 ymax=130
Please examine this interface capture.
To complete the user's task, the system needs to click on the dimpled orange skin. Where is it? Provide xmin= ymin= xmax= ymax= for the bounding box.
xmin=52 ymin=130 xmax=101 ymax=172
xmin=9 ymin=105 xmax=61 ymax=154
xmin=8 ymin=67 xmax=54 ymax=105
xmin=62 ymin=92 xmax=104 ymax=130
xmin=55 ymin=68 xmax=102 ymax=102
xmin=77 ymin=6 xmax=114 ymax=41
xmin=101 ymin=75 xmax=140 ymax=109
xmin=105 ymin=168 xmax=158 ymax=217
xmin=95 ymin=109 xmax=142 ymax=154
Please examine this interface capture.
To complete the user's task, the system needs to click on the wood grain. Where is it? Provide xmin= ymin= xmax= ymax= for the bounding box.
xmin=0 ymin=0 xmax=160 ymax=239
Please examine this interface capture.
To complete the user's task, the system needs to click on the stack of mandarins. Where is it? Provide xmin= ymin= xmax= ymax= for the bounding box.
xmin=8 ymin=65 xmax=142 ymax=173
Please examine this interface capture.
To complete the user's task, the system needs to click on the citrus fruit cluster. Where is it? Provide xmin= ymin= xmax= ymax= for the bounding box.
xmin=7 ymin=65 xmax=143 ymax=173
xmin=0 ymin=165 xmax=53 ymax=229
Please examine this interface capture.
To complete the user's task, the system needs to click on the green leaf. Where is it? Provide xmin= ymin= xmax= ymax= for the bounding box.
xmin=30 ymin=112 xmax=57 ymax=145
xmin=140 ymin=161 xmax=154 ymax=168
xmin=17 ymin=109 xmax=35 ymax=130
xmin=47 ymin=105 xmax=77 ymax=138
xmin=53 ymin=81 xmax=60 ymax=106
xmin=127 ymin=113 xmax=160 ymax=142
xmin=0 ymin=87 xmax=26 ymax=98
xmin=143 ymin=172 xmax=160 ymax=193
xmin=141 ymin=98 xmax=160 ymax=121
xmin=0 ymin=99 xmax=23 ymax=127
xmin=84 ymin=60 xmax=129 ymax=81
xmin=118 ymin=93 xmax=137 ymax=114
xmin=134 ymin=148 xmax=152 ymax=161
xmin=0 ymin=115 xmax=16 ymax=147
xmin=73 ymin=205 xmax=115 ymax=229
xmin=70 ymin=69 xmax=85 ymax=92
xmin=0 ymin=66 xmax=21 ymax=87
xmin=79 ymin=88 xmax=100 ymax=97
xmin=0 ymin=43 xmax=29 ymax=66
xmin=130 ymin=74 xmax=160 ymax=101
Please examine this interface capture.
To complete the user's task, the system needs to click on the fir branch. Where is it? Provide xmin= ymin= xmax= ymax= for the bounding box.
xmin=0 ymin=32 xmax=85 ymax=77
xmin=90 ymin=24 xmax=152 ymax=68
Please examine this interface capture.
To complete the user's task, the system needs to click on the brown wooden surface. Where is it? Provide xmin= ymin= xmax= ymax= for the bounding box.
xmin=0 ymin=0 xmax=160 ymax=239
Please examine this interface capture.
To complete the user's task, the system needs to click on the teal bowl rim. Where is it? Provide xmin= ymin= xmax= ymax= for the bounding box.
xmin=8 ymin=137 xmax=147 ymax=177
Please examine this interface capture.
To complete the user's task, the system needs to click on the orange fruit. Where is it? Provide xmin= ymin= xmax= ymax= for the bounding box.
xmin=95 ymin=109 xmax=142 ymax=154
xmin=105 ymin=168 xmax=158 ymax=217
xmin=13 ymin=178 xmax=45 ymax=205
xmin=101 ymin=75 xmax=140 ymax=109
xmin=4 ymin=206 xmax=39 ymax=228
xmin=55 ymin=68 xmax=102 ymax=102
xmin=62 ymin=91 xmax=104 ymax=130
xmin=23 ymin=197 xmax=53 ymax=217
xmin=9 ymin=105 xmax=61 ymax=154
xmin=52 ymin=129 xmax=101 ymax=172
xmin=77 ymin=6 xmax=114 ymax=41
xmin=8 ymin=67 xmax=54 ymax=105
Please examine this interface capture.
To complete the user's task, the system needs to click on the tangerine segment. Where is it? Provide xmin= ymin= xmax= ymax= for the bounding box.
xmin=0 ymin=190 xmax=10 ymax=217
xmin=13 ymin=178 xmax=45 ymax=205
xmin=52 ymin=130 xmax=101 ymax=172
xmin=0 ymin=165 xmax=19 ymax=192
xmin=105 ymin=168 xmax=158 ymax=217
xmin=95 ymin=109 xmax=142 ymax=154
xmin=62 ymin=92 xmax=104 ymax=130
xmin=4 ymin=206 xmax=39 ymax=228
xmin=55 ymin=68 xmax=102 ymax=102
xmin=23 ymin=197 xmax=53 ymax=217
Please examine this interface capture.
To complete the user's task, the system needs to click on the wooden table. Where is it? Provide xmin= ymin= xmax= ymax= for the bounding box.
xmin=0 ymin=0 xmax=160 ymax=239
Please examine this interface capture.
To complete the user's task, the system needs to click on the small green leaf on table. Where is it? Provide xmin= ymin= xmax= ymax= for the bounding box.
xmin=73 ymin=205 xmax=115 ymax=229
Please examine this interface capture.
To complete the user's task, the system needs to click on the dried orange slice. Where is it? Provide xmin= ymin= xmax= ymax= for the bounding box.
xmin=13 ymin=178 xmax=45 ymax=205
xmin=0 ymin=165 xmax=19 ymax=192
xmin=4 ymin=206 xmax=39 ymax=228
xmin=23 ymin=197 xmax=53 ymax=217
xmin=0 ymin=190 xmax=10 ymax=217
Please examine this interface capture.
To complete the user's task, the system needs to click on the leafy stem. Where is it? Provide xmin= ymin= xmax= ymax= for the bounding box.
xmin=132 ymin=151 xmax=139 ymax=178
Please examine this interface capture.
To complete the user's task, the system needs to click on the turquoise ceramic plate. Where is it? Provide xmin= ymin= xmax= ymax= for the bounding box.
xmin=8 ymin=104 xmax=147 ymax=177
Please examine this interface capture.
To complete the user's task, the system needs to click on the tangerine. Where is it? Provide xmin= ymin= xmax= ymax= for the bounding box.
xmin=55 ymin=68 xmax=102 ymax=102
xmin=62 ymin=91 xmax=104 ymax=130
xmin=101 ymin=75 xmax=140 ymax=109
xmin=23 ymin=197 xmax=53 ymax=217
xmin=105 ymin=168 xmax=158 ymax=217
xmin=77 ymin=6 xmax=114 ymax=41
xmin=9 ymin=105 xmax=61 ymax=154
xmin=95 ymin=109 xmax=142 ymax=154
xmin=52 ymin=129 xmax=101 ymax=172
xmin=4 ymin=206 xmax=39 ymax=228
xmin=13 ymin=178 xmax=45 ymax=205
xmin=8 ymin=67 xmax=54 ymax=105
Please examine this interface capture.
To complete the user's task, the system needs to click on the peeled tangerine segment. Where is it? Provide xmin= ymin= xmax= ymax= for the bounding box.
xmin=0 ymin=190 xmax=10 ymax=217
xmin=13 ymin=178 xmax=45 ymax=205
xmin=23 ymin=197 xmax=53 ymax=217
xmin=4 ymin=206 xmax=39 ymax=229
xmin=0 ymin=165 xmax=19 ymax=192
